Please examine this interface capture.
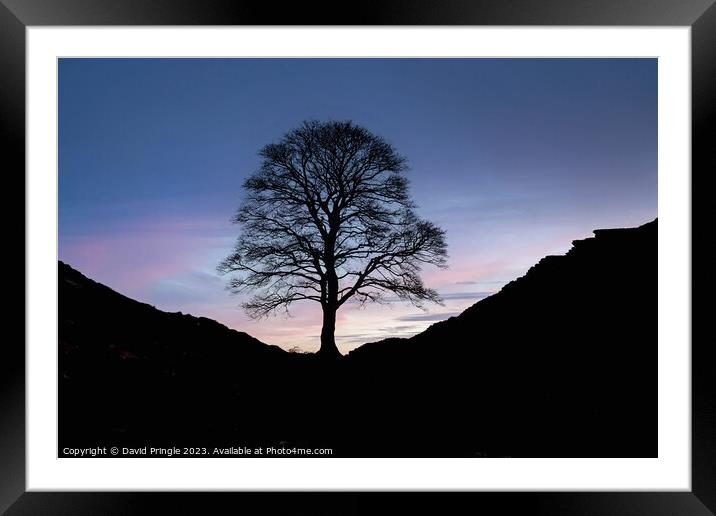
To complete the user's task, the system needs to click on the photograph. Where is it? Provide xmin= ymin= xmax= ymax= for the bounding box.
xmin=57 ymin=57 xmax=657 ymax=459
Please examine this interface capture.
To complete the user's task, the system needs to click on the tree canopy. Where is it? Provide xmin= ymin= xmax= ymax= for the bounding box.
xmin=219 ymin=120 xmax=447 ymax=356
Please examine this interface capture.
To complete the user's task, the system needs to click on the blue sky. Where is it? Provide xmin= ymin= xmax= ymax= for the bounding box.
xmin=59 ymin=58 xmax=657 ymax=352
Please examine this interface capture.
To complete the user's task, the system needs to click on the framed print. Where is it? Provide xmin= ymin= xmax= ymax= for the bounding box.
xmin=2 ymin=0 xmax=713 ymax=514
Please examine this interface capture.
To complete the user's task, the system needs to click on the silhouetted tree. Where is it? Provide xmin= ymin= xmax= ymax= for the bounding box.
xmin=219 ymin=120 xmax=448 ymax=357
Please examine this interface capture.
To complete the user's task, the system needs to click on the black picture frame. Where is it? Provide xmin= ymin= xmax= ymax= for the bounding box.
xmin=1 ymin=1 xmax=712 ymax=514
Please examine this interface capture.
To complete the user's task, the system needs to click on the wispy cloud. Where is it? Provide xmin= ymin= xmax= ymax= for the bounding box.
xmin=439 ymin=291 xmax=492 ymax=301
xmin=452 ymin=279 xmax=504 ymax=286
xmin=397 ymin=312 xmax=460 ymax=322
xmin=380 ymin=291 xmax=492 ymax=304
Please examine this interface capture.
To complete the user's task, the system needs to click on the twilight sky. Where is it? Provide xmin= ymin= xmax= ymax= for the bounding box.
xmin=59 ymin=58 xmax=657 ymax=353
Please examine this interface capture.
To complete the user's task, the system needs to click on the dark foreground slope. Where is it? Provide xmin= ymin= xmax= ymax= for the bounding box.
xmin=59 ymin=261 xmax=293 ymax=449
xmin=346 ymin=219 xmax=656 ymax=456
xmin=59 ymin=219 xmax=656 ymax=457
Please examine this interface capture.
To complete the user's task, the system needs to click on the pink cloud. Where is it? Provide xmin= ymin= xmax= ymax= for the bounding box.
xmin=60 ymin=214 xmax=230 ymax=298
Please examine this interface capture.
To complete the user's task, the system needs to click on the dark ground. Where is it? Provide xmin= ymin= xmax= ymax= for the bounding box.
xmin=59 ymin=219 xmax=656 ymax=457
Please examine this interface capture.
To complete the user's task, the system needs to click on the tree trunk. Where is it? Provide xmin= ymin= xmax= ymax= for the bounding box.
xmin=319 ymin=305 xmax=341 ymax=358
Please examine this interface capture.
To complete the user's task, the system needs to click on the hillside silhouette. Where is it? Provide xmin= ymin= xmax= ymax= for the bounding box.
xmin=59 ymin=219 xmax=656 ymax=457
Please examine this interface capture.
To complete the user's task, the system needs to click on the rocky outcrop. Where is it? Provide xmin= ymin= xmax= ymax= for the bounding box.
xmin=344 ymin=219 xmax=657 ymax=457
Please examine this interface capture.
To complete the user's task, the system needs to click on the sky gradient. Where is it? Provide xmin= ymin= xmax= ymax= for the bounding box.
xmin=59 ymin=58 xmax=657 ymax=353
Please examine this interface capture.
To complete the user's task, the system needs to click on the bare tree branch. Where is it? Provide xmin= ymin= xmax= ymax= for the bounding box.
xmin=218 ymin=120 xmax=448 ymax=354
